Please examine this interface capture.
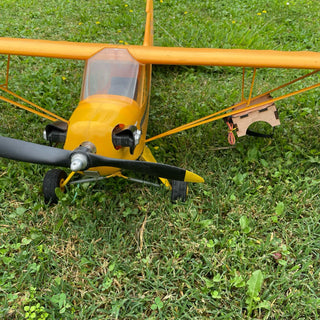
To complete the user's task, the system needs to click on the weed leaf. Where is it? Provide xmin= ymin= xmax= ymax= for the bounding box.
xmin=275 ymin=202 xmax=285 ymax=215
xmin=247 ymin=270 xmax=264 ymax=298
xmin=240 ymin=215 xmax=252 ymax=233
xmin=257 ymin=300 xmax=271 ymax=310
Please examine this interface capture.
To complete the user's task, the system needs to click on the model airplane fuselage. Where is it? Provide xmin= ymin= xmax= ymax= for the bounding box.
xmin=62 ymin=48 xmax=151 ymax=176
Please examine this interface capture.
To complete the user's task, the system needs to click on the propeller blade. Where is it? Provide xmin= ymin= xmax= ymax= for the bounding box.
xmin=0 ymin=135 xmax=204 ymax=183
xmin=87 ymin=153 xmax=204 ymax=183
xmin=0 ymin=135 xmax=71 ymax=167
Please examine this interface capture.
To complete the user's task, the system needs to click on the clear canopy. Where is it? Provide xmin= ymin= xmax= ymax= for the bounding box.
xmin=82 ymin=48 xmax=140 ymax=100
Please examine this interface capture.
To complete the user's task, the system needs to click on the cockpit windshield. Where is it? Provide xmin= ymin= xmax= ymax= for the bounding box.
xmin=81 ymin=48 xmax=140 ymax=100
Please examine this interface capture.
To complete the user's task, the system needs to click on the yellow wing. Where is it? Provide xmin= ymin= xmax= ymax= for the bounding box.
xmin=0 ymin=38 xmax=320 ymax=69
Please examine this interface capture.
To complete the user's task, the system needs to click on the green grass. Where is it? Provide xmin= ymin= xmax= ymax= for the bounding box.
xmin=0 ymin=0 xmax=320 ymax=319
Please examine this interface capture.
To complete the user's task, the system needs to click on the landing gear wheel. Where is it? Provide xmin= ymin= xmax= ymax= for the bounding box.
xmin=171 ymin=180 xmax=188 ymax=202
xmin=43 ymin=169 xmax=67 ymax=204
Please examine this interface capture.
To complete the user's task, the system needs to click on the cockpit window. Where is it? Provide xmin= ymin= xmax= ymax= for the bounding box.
xmin=82 ymin=48 xmax=140 ymax=100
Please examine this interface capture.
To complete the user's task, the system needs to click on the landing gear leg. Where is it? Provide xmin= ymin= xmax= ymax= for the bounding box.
xmin=43 ymin=169 xmax=67 ymax=204
xmin=171 ymin=180 xmax=188 ymax=202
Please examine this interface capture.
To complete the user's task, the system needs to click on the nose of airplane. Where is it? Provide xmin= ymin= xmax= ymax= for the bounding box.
xmin=63 ymin=94 xmax=142 ymax=159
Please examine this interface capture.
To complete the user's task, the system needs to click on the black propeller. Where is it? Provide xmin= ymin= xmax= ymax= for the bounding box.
xmin=0 ymin=136 xmax=203 ymax=183
xmin=0 ymin=135 xmax=71 ymax=167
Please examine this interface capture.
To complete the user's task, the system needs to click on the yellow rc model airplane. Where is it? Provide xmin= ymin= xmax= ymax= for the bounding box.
xmin=0 ymin=0 xmax=319 ymax=203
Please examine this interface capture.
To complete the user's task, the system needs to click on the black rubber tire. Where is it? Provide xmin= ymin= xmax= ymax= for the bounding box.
xmin=171 ymin=180 xmax=188 ymax=202
xmin=43 ymin=169 xmax=67 ymax=204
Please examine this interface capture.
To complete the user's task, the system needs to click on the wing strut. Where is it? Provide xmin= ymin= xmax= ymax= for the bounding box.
xmin=146 ymin=69 xmax=320 ymax=142
xmin=0 ymin=55 xmax=68 ymax=123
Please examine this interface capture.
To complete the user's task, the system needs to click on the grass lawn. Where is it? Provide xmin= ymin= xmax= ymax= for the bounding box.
xmin=0 ymin=0 xmax=319 ymax=319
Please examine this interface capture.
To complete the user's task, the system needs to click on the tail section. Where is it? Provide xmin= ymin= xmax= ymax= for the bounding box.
xmin=143 ymin=0 xmax=153 ymax=46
